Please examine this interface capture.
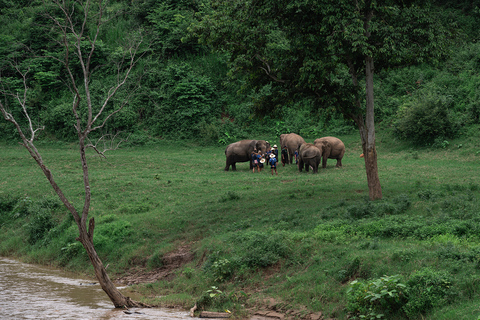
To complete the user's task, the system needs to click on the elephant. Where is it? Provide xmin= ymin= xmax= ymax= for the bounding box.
xmin=298 ymin=143 xmax=321 ymax=173
xmin=313 ymin=136 xmax=345 ymax=168
xmin=224 ymin=139 xmax=270 ymax=171
xmin=279 ymin=133 xmax=306 ymax=164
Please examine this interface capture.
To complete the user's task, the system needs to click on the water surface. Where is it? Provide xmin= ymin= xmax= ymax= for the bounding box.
xmin=0 ymin=257 xmax=195 ymax=319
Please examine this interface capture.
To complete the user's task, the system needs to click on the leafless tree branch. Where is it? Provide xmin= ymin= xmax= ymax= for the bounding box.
xmin=86 ymin=131 xmax=130 ymax=158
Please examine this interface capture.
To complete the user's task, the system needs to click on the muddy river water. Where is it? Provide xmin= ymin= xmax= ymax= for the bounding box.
xmin=0 ymin=257 xmax=198 ymax=320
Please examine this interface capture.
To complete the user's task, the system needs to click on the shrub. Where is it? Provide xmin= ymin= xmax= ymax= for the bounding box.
xmin=203 ymin=230 xmax=292 ymax=281
xmin=345 ymin=202 xmax=375 ymax=219
xmin=347 ymin=275 xmax=407 ymax=319
xmin=93 ymin=215 xmax=133 ymax=257
xmin=393 ymin=92 xmax=460 ymax=146
xmin=402 ymin=267 xmax=456 ymax=318
xmin=27 ymin=209 xmax=56 ymax=245
xmin=232 ymin=230 xmax=291 ymax=269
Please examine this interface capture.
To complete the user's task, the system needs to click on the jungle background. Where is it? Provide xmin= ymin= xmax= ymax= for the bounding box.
xmin=2 ymin=0 xmax=480 ymax=319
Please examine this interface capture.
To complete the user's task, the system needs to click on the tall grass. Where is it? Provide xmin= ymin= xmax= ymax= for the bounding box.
xmin=1 ymin=132 xmax=480 ymax=319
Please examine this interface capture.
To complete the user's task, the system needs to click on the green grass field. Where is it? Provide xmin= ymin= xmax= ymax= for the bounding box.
xmin=2 ymin=132 xmax=480 ymax=319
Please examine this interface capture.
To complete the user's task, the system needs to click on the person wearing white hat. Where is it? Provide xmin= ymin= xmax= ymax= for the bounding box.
xmin=272 ymin=145 xmax=279 ymax=160
xmin=269 ymin=153 xmax=278 ymax=175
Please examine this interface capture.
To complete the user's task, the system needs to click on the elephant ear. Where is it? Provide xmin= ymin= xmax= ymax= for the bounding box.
xmin=249 ymin=140 xmax=258 ymax=150
xmin=321 ymin=139 xmax=331 ymax=149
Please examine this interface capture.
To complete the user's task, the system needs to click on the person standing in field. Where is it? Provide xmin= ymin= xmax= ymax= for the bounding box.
xmin=273 ymin=145 xmax=279 ymax=160
xmin=257 ymin=153 xmax=265 ymax=172
xmin=251 ymin=150 xmax=260 ymax=173
xmin=269 ymin=154 xmax=278 ymax=175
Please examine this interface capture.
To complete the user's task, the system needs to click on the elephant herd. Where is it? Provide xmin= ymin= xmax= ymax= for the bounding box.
xmin=224 ymin=133 xmax=345 ymax=173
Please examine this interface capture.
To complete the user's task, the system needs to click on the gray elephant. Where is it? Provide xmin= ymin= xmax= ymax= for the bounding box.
xmin=225 ymin=139 xmax=270 ymax=171
xmin=314 ymin=136 xmax=345 ymax=168
xmin=298 ymin=143 xmax=321 ymax=173
xmin=279 ymin=133 xmax=306 ymax=164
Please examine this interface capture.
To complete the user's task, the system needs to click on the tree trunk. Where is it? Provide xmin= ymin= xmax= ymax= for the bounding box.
xmin=77 ymin=228 xmax=141 ymax=308
xmin=364 ymin=56 xmax=382 ymax=200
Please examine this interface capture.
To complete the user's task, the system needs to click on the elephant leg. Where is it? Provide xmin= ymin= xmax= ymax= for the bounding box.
xmin=336 ymin=159 xmax=342 ymax=167
xmin=232 ymin=163 xmax=237 ymax=171
xmin=322 ymin=156 xmax=327 ymax=168
xmin=225 ymin=161 xmax=230 ymax=171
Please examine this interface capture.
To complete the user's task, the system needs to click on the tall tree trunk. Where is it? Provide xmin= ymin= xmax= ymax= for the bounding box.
xmin=347 ymin=55 xmax=383 ymax=201
xmin=364 ymin=56 xmax=382 ymax=200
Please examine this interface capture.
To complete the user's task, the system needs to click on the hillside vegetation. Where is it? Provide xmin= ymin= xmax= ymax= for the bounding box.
xmin=0 ymin=0 xmax=479 ymax=145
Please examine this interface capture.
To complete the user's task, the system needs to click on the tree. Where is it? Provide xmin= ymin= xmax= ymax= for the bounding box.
xmin=0 ymin=0 xmax=146 ymax=308
xmin=192 ymin=0 xmax=453 ymax=200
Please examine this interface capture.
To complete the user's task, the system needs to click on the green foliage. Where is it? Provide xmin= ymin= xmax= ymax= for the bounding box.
xmin=147 ymin=0 xmax=204 ymax=57
xmin=0 ymin=195 xmax=62 ymax=245
xmin=27 ymin=210 xmax=56 ymax=245
xmin=210 ymin=258 xmax=234 ymax=282
xmin=0 ymin=194 xmax=19 ymax=216
xmin=196 ymin=285 xmax=248 ymax=311
xmin=347 ymin=275 xmax=407 ymax=319
xmin=345 ymin=195 xmax=411 ymax=220
xmin=203 ymin=230 xmax=291 ymax=281
xmin=93 ymin=215 xmax=133 ymax=257
xmin=146 ymin=62 xmax=220 ymax=139
xmin=402 ymin=268 xmax=456 ymax=318
xmin=394 ymin=92 xmax=460 ymax=145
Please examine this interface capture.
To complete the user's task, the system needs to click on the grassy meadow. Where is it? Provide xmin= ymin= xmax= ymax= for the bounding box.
xmin=2 ymin=131 xmax=480 ymax=319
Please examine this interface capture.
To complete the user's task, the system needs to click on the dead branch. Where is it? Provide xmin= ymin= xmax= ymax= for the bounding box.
xmin=86 ymin=131 xmax=131 ymax=158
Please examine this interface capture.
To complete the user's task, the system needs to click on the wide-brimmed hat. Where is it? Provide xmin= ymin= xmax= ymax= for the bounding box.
xmin=273 ymin=145 xmax=277 ymax=148
xmin=260 ymin=158 xmax=265 ymax=163
xmin=270 ymin=154 xmax=275 ymax=158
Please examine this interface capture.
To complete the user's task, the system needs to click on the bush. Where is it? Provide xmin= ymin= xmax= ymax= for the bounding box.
xmin=27 ymin=210 xmax=56 ymax=245
xmin=0 ymin=194 xmax=20 ymax=224
xmin=402 ymin=267 xmax=456 ymax=318
xmin=393 ymin=92 xmax=460 ymax=146
xmin=347 ymin=274 xmax=407 ymax=319
xmin=203 ymin=230 xmax=292 ymax=281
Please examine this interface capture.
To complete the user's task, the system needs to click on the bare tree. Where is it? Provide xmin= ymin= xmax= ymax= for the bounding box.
xmin=0 ymin=0 xmax=146 ymax=308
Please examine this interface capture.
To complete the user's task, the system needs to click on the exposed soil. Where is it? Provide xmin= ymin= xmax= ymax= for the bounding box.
xmin=115 ymin=244 xmax=195 ymax=285
xmin=115 ymin=245 xmax=336 ymax=320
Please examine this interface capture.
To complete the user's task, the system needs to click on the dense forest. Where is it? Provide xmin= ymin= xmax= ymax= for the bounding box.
xmin=1 ymin=0 xmax=479 ymax=147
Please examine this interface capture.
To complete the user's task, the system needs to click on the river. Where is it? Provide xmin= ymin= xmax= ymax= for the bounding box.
xmin=0 ymin=257 xmax=199 ymax=320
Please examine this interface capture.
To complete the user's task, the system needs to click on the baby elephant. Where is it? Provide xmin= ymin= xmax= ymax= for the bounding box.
xmin=298 ymin=143 xmax=321 ymax=173
xmin=314 ymin=136 xmax=345 ymax=168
